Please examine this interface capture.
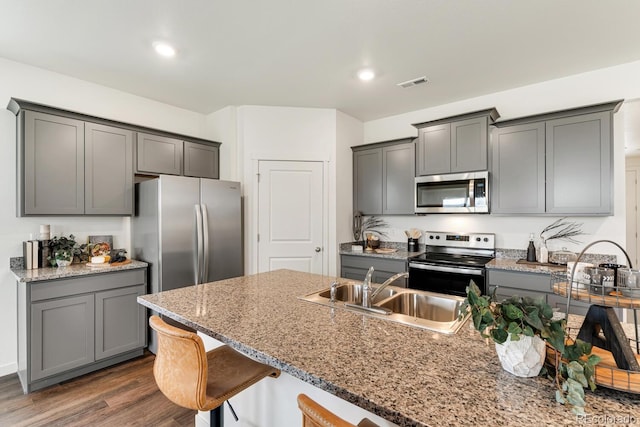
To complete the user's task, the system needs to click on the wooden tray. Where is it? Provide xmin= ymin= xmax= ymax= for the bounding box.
xmin=552 ymin=282 xmax=640 ymax=309
xmin=374 ymin=248 xmax=397 ymax=254
xmin=86 ymin=259 xmax=132 ymax=268
xmin=546 ymin=342 xmax=640 ymax=394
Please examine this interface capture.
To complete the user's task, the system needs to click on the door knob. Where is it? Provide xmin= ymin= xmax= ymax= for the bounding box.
xmin=315 ymin=247 xmax=322 ymax=252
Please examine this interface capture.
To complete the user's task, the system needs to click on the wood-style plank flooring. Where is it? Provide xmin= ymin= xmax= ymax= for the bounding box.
xmin=0 ymin=353 xmax=195 ymax=427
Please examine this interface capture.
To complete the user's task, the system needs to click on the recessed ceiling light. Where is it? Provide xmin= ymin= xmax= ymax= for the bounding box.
xmin=357 ymin=69 xmax=375 ymax=81
xmin=153 ymin=42 xmax=176 ymax=58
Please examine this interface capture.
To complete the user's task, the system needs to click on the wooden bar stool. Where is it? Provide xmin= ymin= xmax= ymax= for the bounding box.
xmin=149 ymin=315 xmax=280 ymax=426
xmin=297 ymin=394 xmax=379 ymax=427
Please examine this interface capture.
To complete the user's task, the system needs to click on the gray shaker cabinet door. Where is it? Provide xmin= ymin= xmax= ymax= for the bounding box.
xmin=546 ymin=112 xmax=612 ymax=215
xmin=95 ymin=284 xmax=146 ymax=360
xmin=451 ymin=117 xmax=487 ymax=173
xmin=30 ymin=294 xmax=95 ymax=381
xmin=382 ymin=142 xmax=415 ymax=214
xmin=353 ymin=148 xmax=383 ymax=214
xmin=23 ymin=111 xmax=85 ymax=215
xmin=416 ymin=123 xmax=450 ymax=176
xmin=183 ymin=141 xmax=219 ymax=179
xmin=136 ymin=132 xmax=183 ymax=175
xmin=85 ymin=123 xmax=133 ymax=215
xmin=491 ymin=122 xmax=546 ymax=214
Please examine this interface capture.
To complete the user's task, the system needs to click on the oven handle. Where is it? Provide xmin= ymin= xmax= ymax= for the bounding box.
xmin=409 ymin=262 xmax=484 ymax=276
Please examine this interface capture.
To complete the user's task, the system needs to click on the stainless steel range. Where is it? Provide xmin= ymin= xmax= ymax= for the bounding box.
xmin=408 ymin=231 xmax=495 ymax=297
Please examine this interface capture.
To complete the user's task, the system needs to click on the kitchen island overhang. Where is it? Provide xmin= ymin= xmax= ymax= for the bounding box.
xmin=137 ymin=269 xmax=639 ymax=426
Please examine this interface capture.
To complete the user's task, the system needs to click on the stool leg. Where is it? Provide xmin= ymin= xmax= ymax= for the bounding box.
xmin=210 ymin=405 xmax=223 ymax=427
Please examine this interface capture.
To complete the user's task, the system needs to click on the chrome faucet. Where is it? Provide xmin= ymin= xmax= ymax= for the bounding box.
xmin=361 ymin=266 xmax=375 ymax=308
xmin=371 ymin=271 xmax=409 ymax=302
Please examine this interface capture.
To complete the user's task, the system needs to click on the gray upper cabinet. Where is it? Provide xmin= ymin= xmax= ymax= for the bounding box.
xmin=546 ymin=112 xmax=611 ymax=215
xmin=183 ymin=141 xmax=219 ymax=179
xmin=491 ymin=122 xmax=546 ymax=214
xmin=85 ymin=123 xmax=133 ymax=215
xmin=382 ymin=142 xmax=415 ymax=214
xmin=23 ymin=111 xmax=85 ymax=215
xmin=353 ymin=147 xmax=383 ymax=215
xmin=136 ymin=132 xmax=183 ymax=176
xmin=492 ymin=100 xmax=620 ymax=216
xmin=413 ymin=108 xmax=499 ymax=176
xmin=416 ymin=123 xmax=450 ymax=175
xmin=353 ymin=138 xmax=415 ymax=215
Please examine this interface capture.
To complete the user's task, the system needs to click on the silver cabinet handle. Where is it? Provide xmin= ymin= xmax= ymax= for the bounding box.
xmin=315 ymin=247 xmax=322 ymax=252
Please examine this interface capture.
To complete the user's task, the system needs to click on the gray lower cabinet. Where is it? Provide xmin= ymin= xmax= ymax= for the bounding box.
xmin=18 ymin=269 xmax=147 ymax=393
xmin=183 ymin=141 xmax=219 ymax=179
xmin=340 ymin=254 xmax=407 ymax=287
xmin=414 ymin=109 xmax=498 ymax=176
xmin=491 ymin=122 xmax=546 ymax=214
xmin=136 ymin=132 xmax=183 ymax=176
xmin=352 ymin=138 xmax=415 ymax=215
xmin=487 ymin=269 xmax=550 ymax=303
xmin=19 ymin=110 xmax=134 ymax=216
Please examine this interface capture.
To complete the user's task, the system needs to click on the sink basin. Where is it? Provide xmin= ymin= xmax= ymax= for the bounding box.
xmin=300 ymin=281 xmax=469 ymax=334
xmin=317 ymin=283 xmax=397 ymax=304
xmin=378 ymin=292 xmax=463 ymax=322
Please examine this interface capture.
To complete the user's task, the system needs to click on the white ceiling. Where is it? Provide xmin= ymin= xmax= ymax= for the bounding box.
xmin=0 ymin=0 xmax=639 ymax=123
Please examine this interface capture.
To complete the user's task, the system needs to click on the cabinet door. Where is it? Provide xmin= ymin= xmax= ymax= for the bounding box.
xmin=31 ymin=295 xmax=95 ymax=381
xmin=23 ymin=111 xmax=85 ymax=215
xmin=488 ymin=285 xmax=547 ymax=303
xmin=491 ymin=122 xmax=546 ymax=214
xmin=353 ymin=148 xmax=382 ymax=214
xmin=341 ymin=266 xmax=369 ymax=281
xmin=183 ymin=141 xmax=219 ymax=179
xmin=85 ymin=123 xmax=133 ymax=215
xmin=95 ymin=284 xmax=146 ymax=360
xmin=546 ymin=112 xmax=612 ymax=215
xmin=451 ymin=117 xmax=487 ymax=173
xmin=136 ymin=132 xmax=183 ymax=175
xmin=416 ymin=123 xmax=450 ymax=175
xmin=382 ymin=142 xmax=415 ymax=214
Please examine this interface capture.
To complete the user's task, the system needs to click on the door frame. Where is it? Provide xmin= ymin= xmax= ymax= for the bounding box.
xmin=248 ymin=154 xmax=331 ymax=276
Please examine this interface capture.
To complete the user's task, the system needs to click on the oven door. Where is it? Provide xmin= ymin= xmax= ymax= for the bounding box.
xmin=408 ymin=262 xmax=486 ymax=297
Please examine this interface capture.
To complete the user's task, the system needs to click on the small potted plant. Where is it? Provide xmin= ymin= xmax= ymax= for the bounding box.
xmin=461 ymin=282 xmax=601 ymax=415
xmin=47 ymin=234 xmax=81 ymax=267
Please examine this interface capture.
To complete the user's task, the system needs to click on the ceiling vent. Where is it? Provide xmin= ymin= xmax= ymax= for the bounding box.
xmin=397 ymin=76 xmax=428 ymax=88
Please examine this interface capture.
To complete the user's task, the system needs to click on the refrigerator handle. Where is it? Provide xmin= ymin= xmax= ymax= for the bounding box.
xmin=201 ymin=203 xmax=210 ymax=282
xmin=194 ymin=204 xmax=204 ymax=285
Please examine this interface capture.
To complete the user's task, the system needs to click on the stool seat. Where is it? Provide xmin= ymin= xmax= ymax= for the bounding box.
xmin=297 ymin=393 xmax=379 ymax=427
xmin=150 ymin=315 xmax=280 ymax=416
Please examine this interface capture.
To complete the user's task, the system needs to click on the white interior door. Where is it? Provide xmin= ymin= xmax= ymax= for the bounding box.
xmin=626 ymin=169 xmax=638 ymax=267
xmin=258 ymin=160 xmax=324 ymax=274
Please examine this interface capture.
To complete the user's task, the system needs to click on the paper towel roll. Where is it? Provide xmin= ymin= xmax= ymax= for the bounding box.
xmin=39 ymin=224 xmax=50 ymax=241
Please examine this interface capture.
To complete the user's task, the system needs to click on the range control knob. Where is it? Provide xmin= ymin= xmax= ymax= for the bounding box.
xmin=429 ymin=235 xmax=434 ymax=240
xmin=476 ymin=237 xmax=481 ymax=242
xmin=484 ymin=237 xmax=489 ymax=242
xmin=435 ymin=236 xmax=440 ymax=240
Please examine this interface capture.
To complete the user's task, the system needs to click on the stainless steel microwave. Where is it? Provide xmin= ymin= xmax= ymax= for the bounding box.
xmin=415 ymin=171 xmax=489 ymax=214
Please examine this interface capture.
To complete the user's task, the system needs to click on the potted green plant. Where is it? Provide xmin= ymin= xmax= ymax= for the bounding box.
xmin=461 ymin=282 xmax=601 ymax=415
xmin=47 ymin=234 xmax=81 ymax=267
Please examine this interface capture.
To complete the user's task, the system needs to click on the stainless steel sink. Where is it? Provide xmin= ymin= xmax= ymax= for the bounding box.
xmin=300 ymin=281 xmax=469 ymax=334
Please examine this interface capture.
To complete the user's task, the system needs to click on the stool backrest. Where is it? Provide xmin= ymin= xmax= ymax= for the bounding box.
xmin=297 ymin=394 xmax=357 ymax=427
xmin=149 ymin=315 xmax=208 ymax=410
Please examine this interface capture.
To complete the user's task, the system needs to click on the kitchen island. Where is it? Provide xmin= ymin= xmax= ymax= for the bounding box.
xmin=137 ymin=269 xmax=638 ymax=426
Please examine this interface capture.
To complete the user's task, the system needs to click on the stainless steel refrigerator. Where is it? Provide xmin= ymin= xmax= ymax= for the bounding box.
xmin=132 ymin=175 xmax=243 ymax=353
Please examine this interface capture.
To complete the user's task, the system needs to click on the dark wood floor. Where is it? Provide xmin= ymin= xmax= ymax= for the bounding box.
xmin=0 ymin=353 xmax=195 ymax=427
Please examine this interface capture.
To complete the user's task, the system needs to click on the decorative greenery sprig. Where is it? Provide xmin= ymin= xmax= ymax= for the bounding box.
xmin=353 ymin=212 xmax=388 ymax=242
xmin=47 ymin=234 xmax=82 ymax=266
xmin=460 ymin=282 xmax=600 ymax=415
xmin=540 ymin=218 xmax=584 ymax=245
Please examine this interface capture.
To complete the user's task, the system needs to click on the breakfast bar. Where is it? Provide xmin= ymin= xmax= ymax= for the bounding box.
xmin=137 ymin=269 xmax=638 ymax=426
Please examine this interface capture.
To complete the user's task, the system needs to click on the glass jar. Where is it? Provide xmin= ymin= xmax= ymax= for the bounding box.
xmin=549 ymin=247 xmax=577 ymax=265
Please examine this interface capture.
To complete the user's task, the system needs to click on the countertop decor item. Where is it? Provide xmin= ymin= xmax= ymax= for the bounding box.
xmin=461 ymin=281 xmax=601 ymax=415
xmin=540 ymin=218 xmax=585 ymax=246
xmin=47 ymin=234 xmax=81 ymax=267
xmin=353 ymin=212 xmax=388 ymax=245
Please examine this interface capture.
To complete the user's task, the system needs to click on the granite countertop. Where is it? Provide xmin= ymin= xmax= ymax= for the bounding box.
xmin=11 ymin=260 xmax=148 ymax=283
xmin=339 ymin=242 xmax=424 ymax=260
xmin=137 ymin=269 xmax=638 ymax=426
xmin=487 ymin=258 xmax=567 ymax=274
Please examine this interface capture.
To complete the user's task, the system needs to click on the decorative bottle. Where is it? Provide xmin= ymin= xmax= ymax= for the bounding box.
xmin=539 ymin=241 xmax=549 ymax=264
xmin=526 ymin=234 xmax=537 ymax=262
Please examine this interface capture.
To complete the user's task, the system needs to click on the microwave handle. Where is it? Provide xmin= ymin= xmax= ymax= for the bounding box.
xmin=468 ymin=180 xmax=475 ymax=208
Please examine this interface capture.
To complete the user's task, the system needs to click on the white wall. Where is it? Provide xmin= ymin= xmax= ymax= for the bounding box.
xmin=236 ymin=106 xmax=338 ymax=276
xmin=0 ymin=57 xmax=207 ymax=376
xmin=358 ymin=61 xmax=640 ymax=260
xmin=205 ymin=106 xmax=239 ymax=182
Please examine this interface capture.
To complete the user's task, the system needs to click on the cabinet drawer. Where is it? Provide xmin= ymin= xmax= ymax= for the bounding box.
xmin=341 ymin=254 xmax=406 ymax=274
xmin=31 ymin=269 xmax=146 ymax=302
xmin=487 ymin=269 xmax=550 ymax=293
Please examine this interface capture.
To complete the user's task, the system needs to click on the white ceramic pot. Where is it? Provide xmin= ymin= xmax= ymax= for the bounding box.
xmin=494 ymin=333 xmax=546 ymax=377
